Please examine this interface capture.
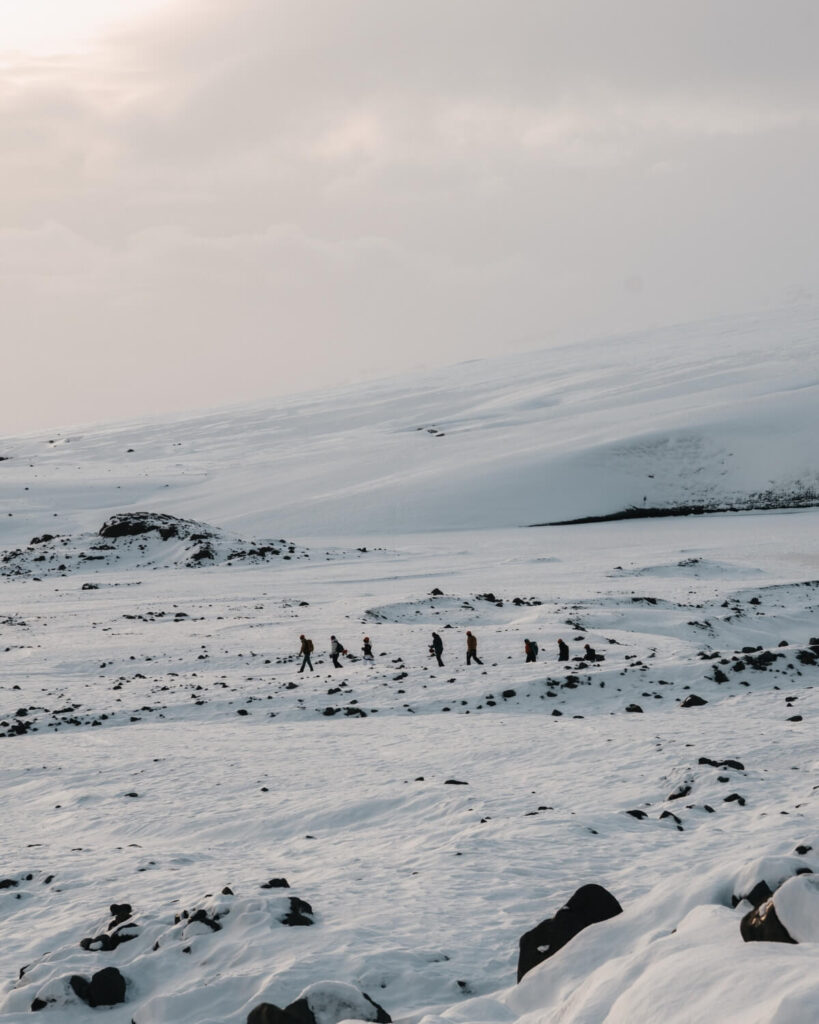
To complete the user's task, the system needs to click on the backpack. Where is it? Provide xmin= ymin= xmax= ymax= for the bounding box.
xmin=531 ymin=641 xmax=539 ymax=657
xmin=306 ymin=639 xmax=314 ymax=654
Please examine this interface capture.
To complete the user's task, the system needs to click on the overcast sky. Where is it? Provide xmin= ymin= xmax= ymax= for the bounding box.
xmin=2 ymin=0 xmax=818 ymax=434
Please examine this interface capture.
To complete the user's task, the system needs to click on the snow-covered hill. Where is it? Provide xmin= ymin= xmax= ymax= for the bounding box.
xmin=1 ymin=307 xmax=818 ymax=1024
xmin=1 ymin=305 xmax=818 ymax=540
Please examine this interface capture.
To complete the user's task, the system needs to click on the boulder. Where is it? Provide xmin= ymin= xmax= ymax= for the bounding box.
xmin=770 ymin=873 xmax=819 ymax=942
xmin=741 ymin=898 xmax=796 ymax=944
xmin=287 ymin=981 xmax=390 ymax=1024
xmin=680 ymin=694 xmax=708 ymax=708
xmin=248 ymin=1006 xmax=298 ymax=1024
xmin=732 ymin=856 xmax=813 ymax=908
xmin=517 ymin=884 xmax=622 ymax=982
xmin=70 ymin=966 xmax=127 ymax=1007
xmin=99 ymin=512 xmax=198 ymax=540
xmin=248 ymin=981 xmax=390 ymax=1024
xmin=280 ymin=896 xmax=314 ymax=926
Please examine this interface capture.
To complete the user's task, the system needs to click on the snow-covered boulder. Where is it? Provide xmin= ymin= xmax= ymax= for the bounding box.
xmin=517 ymin=884 xmax=622 ymax=982
xmin=731 ymin=855 xmax=814 ymax=908
xmin=247 ymin=980 xmax=391 ymax=1024
xmin=769 ymin=874 xmax=819 ymax=943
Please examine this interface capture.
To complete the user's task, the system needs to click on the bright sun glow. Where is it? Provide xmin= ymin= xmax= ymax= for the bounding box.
xmin=0 ymin=0 xmax=172 ymax=54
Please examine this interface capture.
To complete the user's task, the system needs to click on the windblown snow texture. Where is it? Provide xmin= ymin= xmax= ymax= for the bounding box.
xmin=1 ymin=306 xmax=818 ymax=1023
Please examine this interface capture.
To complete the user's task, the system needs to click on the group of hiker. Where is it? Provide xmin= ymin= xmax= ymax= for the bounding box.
xmin=297 ymin=631 xmax=599 ymax=672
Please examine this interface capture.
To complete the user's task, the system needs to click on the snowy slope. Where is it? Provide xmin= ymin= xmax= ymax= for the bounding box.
xmin=0 ymin=304 xmax=818 ymax=540
xmin=1 ymin=306 xmax=819 ymax=1024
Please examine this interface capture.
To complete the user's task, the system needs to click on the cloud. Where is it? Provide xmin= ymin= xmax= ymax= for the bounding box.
xmin=0 ymin=0 xmax=818 ymax=432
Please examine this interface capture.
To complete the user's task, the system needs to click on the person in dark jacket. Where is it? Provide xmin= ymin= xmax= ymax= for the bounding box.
xmin=330 ymin=635 xmax=346 ymax=668
xmin=466 ymin=630 xmax=483 ymax=665
xmin=584 ymin=643 xmax=599 ymax=662
xmin=298 ymin=634 xmax=314 ymax=673
xmin=362 ymin=636 xmax=374 ymax=661
xmin=557 ymin=638 xmax=570 ymax=661
xmin=524 ymin=639 xmax=538 ymax=662
xmin=430 ymin=631 xmax=444 ymax=667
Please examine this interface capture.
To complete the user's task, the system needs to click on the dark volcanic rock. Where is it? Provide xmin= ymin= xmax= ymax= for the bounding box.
xmin=732 ymin=859 xmax=814 ymax=908
xmin=699 ymin=756 xmax=745 ymax=771
xmin=248 ymin=983 xmax=391 ymax=1024
xmin=741 ymin=899 xmax=797 ymax=944
xmin=625 ymin=703 xmax=643 ymax=713
xmin=517 ymin=884 xmax=623 ymax=982
xmin=280 ymin=896 xmax=314 ymax=926
xmin=80 ymin=922 xmax=138 ymax=951
xmin=286 ymin=983 xmax=390 ymax=1024
xmin=732 ymin=880 xmax=773 ymax=910
xmin=248 ymin=1006 xmax=297 ymax=1024
xmin=108 ymin=903 xmax=132 ymax=928
xmin=680 ymin=694 xmax=708 ymax=708
xmin=99 ymin=512 xmax=194 ymax=540
xmin=70 ymin=966 xmax=127 ymax=1007
xmin=668 ymin=784 xmax=692 ymax=800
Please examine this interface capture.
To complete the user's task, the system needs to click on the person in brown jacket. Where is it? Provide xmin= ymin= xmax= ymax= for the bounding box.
xmin=298 ymin=634 xmax=314 ymax=673
xmin=466 ymin=630 xmax=483 ymax=665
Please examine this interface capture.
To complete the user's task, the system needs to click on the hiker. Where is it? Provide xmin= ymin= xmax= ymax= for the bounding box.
xmin=330 ymin=634 xmax=346 ymax=668
xmin=524 ymin=638 xmax=539 ymax=663
xmin=298 ymin=634 xmax=314 ymax=673
xmin=430 ymin=631 xmax=444 ymax=667
xmin=466 ymin=630 xmax=483 ymax=666
xmin=362 ymin=636 xmax=374 ymax=661
xmin=584 ymin=643 xmax=599 ymax=662
xmin=557 ymin=638 xmax=570 ymax=661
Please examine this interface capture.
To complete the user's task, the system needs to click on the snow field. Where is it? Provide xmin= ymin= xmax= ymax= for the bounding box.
xmin=1 ymin=513 xmax=818 ymax=1022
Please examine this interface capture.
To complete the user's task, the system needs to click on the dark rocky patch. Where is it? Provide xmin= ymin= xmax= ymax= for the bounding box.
xmin=280 ymin=897 xmax=314 ymax=926
xmin=732 ymin=881 xmax=773 ymax=910
xmin=248 ymin=985 xmax=390 ymax=1024
xmin=80 ymin=922 xmax=139 ymax=952
xmin=680 ymin=694 xmax=708 ymax=708
xmin=517 ymin=884 xmax=622 ymax=982
xmin=70 ymin=966 xmax=127 ymax=1007
xmin=699 ymin=757 xmax=745 ymax=771
xmin=741 ymin=899 xmax=797 ymax=944
xmin=668 ymin=784 xmax=692 ymax=800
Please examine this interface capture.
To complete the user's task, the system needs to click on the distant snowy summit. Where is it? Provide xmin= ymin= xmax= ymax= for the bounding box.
xmin=1 ymin=304 xmax=817 ymax=535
